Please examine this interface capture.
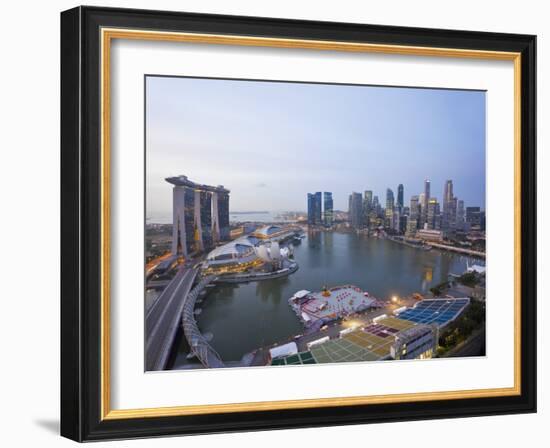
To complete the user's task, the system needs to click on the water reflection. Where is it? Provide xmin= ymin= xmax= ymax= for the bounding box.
xmin=178 ymin=232 xmax=472 ymax=362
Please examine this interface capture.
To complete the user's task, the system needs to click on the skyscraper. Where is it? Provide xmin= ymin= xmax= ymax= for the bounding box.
xmin=373 ymin=195 xmax=380 ymax=215
xmin=386 ymin=188 xmax=395 ymax=211
xmin=385 ymin=188 xmax=395 ymax=227
xmin=166 ymin=175 xmax=229 ymax=257
xmin=456 ymin=199 xmax=465 ymax=231
xmin=424 ymin=179 xmax=431 ymax=206
xmin=364 ymin=190 xmax=373 ymax=206
xmin=397 ymin=184 xmax=404 ymax=212
xmin=442 ymin=179 xmax=457 ymax=231
xmin=323 ymin=192 xmax=334 ymax=227
xmin=427 ymin=197 xmax=440 ymax=230
xmin=409 ymin=195 xmax=420 ymax=231
xmin=198 ymin=190 xmax=213 ymax=249
xmin=422 ymin=179 xmax=431 ymax=227
xmin=307 ymin=192 xmax=322 ymax=225
xmin=363 ymin=190 xmax=373 ymax=226
xmin=349 ymin=192 xmax=363 ymax=229
xmin=308 ymin=194 xmax=315 ymax=225
xmin=466 ymin=206 xmax=482 ymax=229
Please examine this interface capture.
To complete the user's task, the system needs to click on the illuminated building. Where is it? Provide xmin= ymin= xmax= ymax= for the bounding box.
xmin=427 ymin=197 xmax=440 ymax=230
xmin=252 ymin=225 xmax=296 ymax=241
xmin=166 ymin=175 xmax=230 ymax=257
xmin=416 ymin=228 xmax=444 ymax=242
xmin=409 ymin=195 xmax=420 ymax=227
xmin=390 ymin=325 xmax=438 ymax=360
xmin=202 ymin=235 xmax=263 ymax=275
xmin=363 ymin=190 xmax=373 ymax=225
xmin=442 ymin=179 xmax=454 ymax=230
xmin=385 ymin=188 xmax=394 ymax=227
xmin=422 ymin=179 xmax=430 ymax=226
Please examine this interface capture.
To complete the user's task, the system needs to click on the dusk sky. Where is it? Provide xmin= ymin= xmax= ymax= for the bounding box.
xmin=146 ymin=76 xmax=485 ymax=221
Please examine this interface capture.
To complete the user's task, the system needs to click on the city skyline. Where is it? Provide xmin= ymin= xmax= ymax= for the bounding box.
xmin=146 ymin=76 xmax=486 ymax=220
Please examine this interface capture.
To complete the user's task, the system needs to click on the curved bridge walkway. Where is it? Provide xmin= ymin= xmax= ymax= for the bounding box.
xmin=181 ymin=275 xmax=225 ymax=369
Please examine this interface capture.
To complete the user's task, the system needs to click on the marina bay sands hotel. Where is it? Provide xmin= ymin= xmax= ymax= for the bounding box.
xmin=166 ymin=175 xmax=230 ymax=258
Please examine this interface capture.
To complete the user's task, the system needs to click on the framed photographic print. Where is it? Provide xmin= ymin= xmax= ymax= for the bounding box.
xmin=60 ymin=6 xmax=537 ymax=441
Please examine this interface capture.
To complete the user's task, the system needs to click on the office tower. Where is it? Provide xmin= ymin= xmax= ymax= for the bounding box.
xmin=166 ymin=175 xmax=229 ymax=257
xmin=314 ymin=192 xmax=322 ymax=224
xmin=349 ymin=192 xmax=363 ymax=229
xmin=363 ymin=190 xmax=373 ymax=225
xmin=423 ymin=179 xmax=431 ymax=209
xmin=386 ymin=188 xmax=395 ymax=212
xmin=372 ymin=195 xmax=380 ymax=214
xmin=449 ymin=197 xmax=457 ymax=230
xmin=385 ymin=188 xmax=395 ymax=227
xmin=480 ymin=211 xmax=486 ymax=231
xmin=423 ymin=179 xmax=431 ymax=225
xmin=364 ymin=190 xmax=373 ymax=208
xmin=466 ymin=206 xmax=482 ymax=229
xmin=397 ymin=184 xmax=404 ymax=212
xmin=456 ymin=199 xmax=465 ymax=231
xmin=406 ymin=217 xmax=418 ymax=237
xmin=323 ymin=192 xmax=334 ymax=227
xmin=427 ymin=197 xmax=440 ymax=230
xmin=399 ymin=214 xmax=408 ymax=234
xmin=442 ymin=180 xmax=452 ymax=230
xmin=443 ymin=180 xmax=453 ymax=203
xmin=308 ymin=193 xmax=315 ymax=225
xmin=409 ymin=195 xmax=420 ymax=231
xmin=442 ymin=179 xmax=459 ymax=231
xmin=392 ymin=207 xmax=401 ymax=232
xmin=307 ymin=192 xmax=322 ymax=225
xmin=418 ymin=193 xmax=425 ymax=227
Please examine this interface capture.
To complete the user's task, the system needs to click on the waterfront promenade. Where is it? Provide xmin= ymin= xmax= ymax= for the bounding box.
xmin=429 ymin=242 xmax=485 ymax=258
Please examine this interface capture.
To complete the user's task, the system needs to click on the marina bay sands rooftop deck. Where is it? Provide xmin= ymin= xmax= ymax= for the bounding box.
xmin=165 ymin=175 xmax=229 ymax=193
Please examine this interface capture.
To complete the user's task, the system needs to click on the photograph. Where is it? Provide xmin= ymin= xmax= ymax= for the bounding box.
xmin=57 ymin=5 xmax=537 ymax=441
xmin=144 ymin=76 xmax=487 ymax=371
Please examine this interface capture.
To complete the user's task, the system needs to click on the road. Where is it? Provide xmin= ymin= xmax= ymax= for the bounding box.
xmin=145 ymin=265 xmax=198 ymax=371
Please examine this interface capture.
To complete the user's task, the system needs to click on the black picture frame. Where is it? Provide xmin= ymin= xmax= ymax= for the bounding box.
xmin=61 ymin=5 xmax=536 ymax=442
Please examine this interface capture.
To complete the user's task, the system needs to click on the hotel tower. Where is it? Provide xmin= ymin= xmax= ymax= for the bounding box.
xmin=166 ymin=175 xmax=230 ymax=258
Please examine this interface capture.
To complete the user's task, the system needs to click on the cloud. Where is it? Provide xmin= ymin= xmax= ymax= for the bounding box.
xmin=256 ymin=182 xmax=268 ymax=188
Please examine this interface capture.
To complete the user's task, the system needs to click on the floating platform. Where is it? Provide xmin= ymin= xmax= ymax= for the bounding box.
xmin=289 ymin=285 xmax=377 ymax=327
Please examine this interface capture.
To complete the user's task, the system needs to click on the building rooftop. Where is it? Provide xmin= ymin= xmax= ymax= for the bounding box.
xmin=270 ymin=316 xmax=420 ymax=366
xmin=165 ymin=175 xmax=230 ymax=193
xmin=206 ymin=236 xmax=257 ymax=262
xmin=291 ymin=286 xmax=376 ymax=324
xmin=395 ymin=298 xmax=470 ymax=327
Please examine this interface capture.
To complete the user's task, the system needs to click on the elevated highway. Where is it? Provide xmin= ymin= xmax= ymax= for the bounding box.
xmin=145 ymin=265 xmax=198 ymax=371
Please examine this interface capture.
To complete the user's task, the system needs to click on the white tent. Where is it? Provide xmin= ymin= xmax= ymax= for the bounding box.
xmin=269 ymin=342 xmax=298 ymax=359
